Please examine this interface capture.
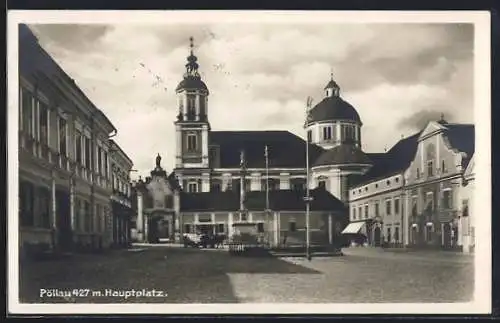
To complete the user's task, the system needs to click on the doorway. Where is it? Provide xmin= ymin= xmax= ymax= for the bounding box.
xmin=56 ymin=189 xmax=72 ymax=251
xmin=374 ymin=226 xmax=381 ymax=247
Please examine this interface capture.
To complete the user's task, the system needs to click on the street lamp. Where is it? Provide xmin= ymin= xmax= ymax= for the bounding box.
xmin=305 ymin=96 xmax=314 ymax=261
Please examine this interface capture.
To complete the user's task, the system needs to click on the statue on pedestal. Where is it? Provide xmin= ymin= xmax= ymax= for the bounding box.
xmin=156 ymin=153 xmax=161 ymax=168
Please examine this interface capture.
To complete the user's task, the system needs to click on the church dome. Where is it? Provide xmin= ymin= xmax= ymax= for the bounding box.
xmin=306 ymin=75 xmax=362 ymax=126
xmin=306 ymin=96 xmax=361 ymax=125
xmin=176 ymin=76 xmax=209 ymax=93
xmin=314 ymin=144 xmax=371 ymax=167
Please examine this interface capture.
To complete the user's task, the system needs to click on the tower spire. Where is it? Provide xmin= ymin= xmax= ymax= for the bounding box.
xmin=185 ymin=36 xmax=199 ymax=77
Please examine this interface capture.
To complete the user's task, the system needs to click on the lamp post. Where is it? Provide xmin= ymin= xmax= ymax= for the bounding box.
xmin=304 ymin=96 xmax=314 ymax=261
xmin=265 ymin=145 xmax=271 ymax=247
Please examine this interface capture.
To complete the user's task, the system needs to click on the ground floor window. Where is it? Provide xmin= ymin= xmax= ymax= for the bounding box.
xmin=257 ymin=222 xmax=264 ymax=233
xmin=386 ymin=227 xmax=391 ymax=243
xmin=425 ymin=224 xmax=433 ymax=243
xmin=19 ymin=180 xmax=35 ymax=227
xmin=394 ymin=227 xmax=400 ymax=243
xmin=289 ymin=221 xmax=296 ymax=232
xmin=216 ymin=223 xmax=225 ymax=234
xmin=184 ymin=224 xmax=191 ymax=233
xmin=38 ymin=186 xmax=51 ymax=228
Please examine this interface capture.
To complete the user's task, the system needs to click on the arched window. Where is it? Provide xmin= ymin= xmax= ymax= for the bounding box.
xmin=317 ymin=176 xmax=327 ymax=190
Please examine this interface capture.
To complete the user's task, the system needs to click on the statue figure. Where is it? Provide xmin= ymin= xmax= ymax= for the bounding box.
xmin=156 ymin=153 xmax=161 ymax=168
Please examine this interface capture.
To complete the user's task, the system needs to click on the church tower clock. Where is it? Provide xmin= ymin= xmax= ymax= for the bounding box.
xmin=174 ymin=37 xmax=210 ymax=192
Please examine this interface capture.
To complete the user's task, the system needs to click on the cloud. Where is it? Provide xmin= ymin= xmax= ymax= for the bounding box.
xmin=398 ymin=110 xmax=454 ymax=131
xmin=29 ymin=24 xmax=111 ymax=52
xmin=27 ymin=22 xmax=474 ymax=179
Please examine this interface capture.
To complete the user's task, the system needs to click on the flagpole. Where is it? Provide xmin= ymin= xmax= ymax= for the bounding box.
xmin=265 ymin=145 xmax=270 ymax=247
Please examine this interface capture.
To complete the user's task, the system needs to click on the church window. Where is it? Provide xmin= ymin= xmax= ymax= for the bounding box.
xmin=322 ymin=126 xmax=332 ymax=140
xmin=187 ymin=94 xmax=196 ymax=119
xmin=187 ymin=133 xmax=197 ymax=151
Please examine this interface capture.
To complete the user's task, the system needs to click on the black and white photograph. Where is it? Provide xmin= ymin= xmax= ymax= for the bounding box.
xmin=7 ymin=10 xmax=491 ymax=314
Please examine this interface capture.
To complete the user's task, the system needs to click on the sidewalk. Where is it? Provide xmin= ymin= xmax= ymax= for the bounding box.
xmin=341 ymin=246 xmax=474 ymax=264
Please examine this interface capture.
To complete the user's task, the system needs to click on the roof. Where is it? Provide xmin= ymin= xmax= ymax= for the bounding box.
xmin=19 ymin=25 xmax=117 ymax=134
xmin=306 ymin=96 xmax=361 ymax=125
xmin=110 ymin=139 xmax=134 ymax=167
xmin=314 ymin=144 xmax=372 ymax=167
xmin=209 ymin=130 xmax=324 ymax=169
xmin=180 ymin=188 xmax=347 ymax=212
xmin=175 ymin=76 xmax=209 ymax=93
xmin=442 ymin=124 xmax=475 ymax=168
xmin=350 ymin=131 xmax=421 ymax=187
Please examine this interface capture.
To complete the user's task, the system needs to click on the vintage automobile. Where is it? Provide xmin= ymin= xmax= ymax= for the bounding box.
xmin=182 ymin=233 xmax=226 ymax=249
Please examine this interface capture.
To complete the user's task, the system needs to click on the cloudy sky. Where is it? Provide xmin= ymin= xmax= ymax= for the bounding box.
xmin=28 ymin=22 xmax=474 ymax=179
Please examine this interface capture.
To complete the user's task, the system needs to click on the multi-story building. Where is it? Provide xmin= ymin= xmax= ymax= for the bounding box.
xmin=403 ymin=119 xmax=474 ymax=250
xmin=18 ymin=24 xmax=127 ymax=256
xmin=346 ymin=132 xmax=420 ymax=247
xmin=458 ymin=153 xmax=475 ymax=253
xmin=109 ymin=140 xmax=134 ymax=247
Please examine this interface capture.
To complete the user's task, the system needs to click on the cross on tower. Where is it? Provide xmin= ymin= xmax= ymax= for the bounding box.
xmin=330 ymin=67 xmax=334 ymax=80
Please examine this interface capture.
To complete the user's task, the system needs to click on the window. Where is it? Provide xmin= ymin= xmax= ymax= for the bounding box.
xmin=245 ymin=178 xmax=252 ymax=192
xmin=387 ymin=228 xmax=391 ymax=242
xmin=358 ymin=206 xmax=362 ymax=219
xmin=291 ymin=178 xmax=306 ymax=191
xmin=427 ymin=160 xmax=434 ymax=177
xmin=184 ymin=224 xmax=191 ymax=233
xmin=187 ymin=95 xmax=196 ymax=119
xmin=75 ymin=131 xmax=82 ymax=164
xmin=19 ymin=181 xmax=34 ymax=227
xmin=262 ymin=178 xmax=280 ymax=191
xmin=257 ymin=222 xmax=264 ymax=233
xmin=318 ymin=180 xmax=326 ymax=190
xmin=58 ymin=117 xmax=67 ymax=155
xmin=441 ymin=160 xmax=447 ymax=173
xmin=84 ymin=137 xmax=91 ymax=169
xmin=426 ymin=144 xmax=436 ymax=177
xmin=240 ymin=212 xmax=247 ymax=221
xmin=211 ymin=181 xmax=221 ymax=192
xmin=386 ymin=180 xmax=390 ymax=186
xmin=375 ymin=203 xmax=379 ymax=217
xmin=199 ymin=96 xmax=206 ymax=117
xmin=187 ymin=133 xmax=197 ymax=151
xmin=352 ymin=207 xmax=357 ymax=220
xmin=188 ymin=182 xmax=198 ymax=193
xmin=217 ymin=223 xmax=225 ymax=234
xmin=364 ymin=205 xmax=368 ymax=218
xmin=84 ymin=200 xmax=91 ymax=232
xmin=442 ymin=189 xmax=452 ymax=209
xmin=386 ymin=200 xmax=392 ymax=215
xmin=21 ymin=88 xmax=34 ymax=136
xmin=322 ymin=126 xmax=332 ymax=140
xmin=307 ymin=130 xmax=312 ymax=143
xmin=97 ymin=147 xmax=103 ymax=175
xmin=289 ymin=221 xmax=296 ymax=232
xmin=395 ymin=227 xmax=400 ymax=242
xmin=416 ymin=168 xmax=420 ymax=179
xmin=104 ymin=151 xmax=108 ymax=178
xmin=426 ymin=193 xmax=434 ymax=212
xmin=39 ymin=101 xmax=49 ymax=145
xmin=38 ymin=187 xmax=51 ymax=228
xmin=412 ymin=196 xmax=418 ymax=217
xmin=394 ymin=198 xmax=400 ymax=214
xmin=462 ymin=199 xmax=469 ymax=217
xmin=395 ymin=177 xmax=399 ymax=183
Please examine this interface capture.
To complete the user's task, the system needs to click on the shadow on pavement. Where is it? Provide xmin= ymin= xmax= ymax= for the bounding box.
xmin=18 ymin=247 xmax=319 ymax=304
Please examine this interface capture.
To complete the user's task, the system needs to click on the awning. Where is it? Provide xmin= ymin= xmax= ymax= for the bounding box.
xmin=341 ymin=222 xmax=366 ymax=235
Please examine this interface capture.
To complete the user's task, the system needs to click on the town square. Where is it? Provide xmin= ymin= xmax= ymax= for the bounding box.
xmin=10 ymin=11 xmax=489 ymax=312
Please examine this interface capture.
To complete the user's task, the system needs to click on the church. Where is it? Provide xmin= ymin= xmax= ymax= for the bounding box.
xmin=131 ymin=38 xmax=475 ymax=252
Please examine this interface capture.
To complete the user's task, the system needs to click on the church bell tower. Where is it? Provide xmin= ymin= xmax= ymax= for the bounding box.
xmin=174 ymin=37 xmax=211 ymax=192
